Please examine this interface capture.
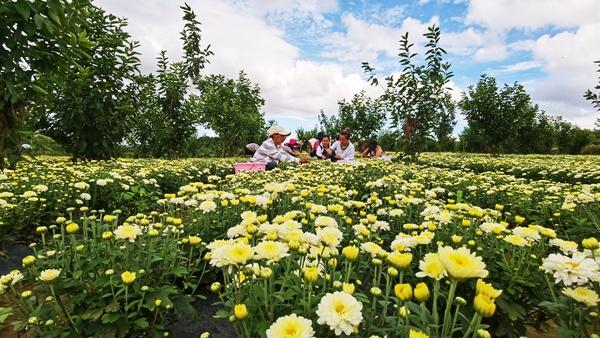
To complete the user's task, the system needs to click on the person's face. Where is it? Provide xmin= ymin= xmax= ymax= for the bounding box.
xmin=322 ymin=137 xmax=330 ymax=148
xmin=339 ymin=134 xmax=349 ymax=147
xmin=272 ymin=134 xmax=286 ymax=145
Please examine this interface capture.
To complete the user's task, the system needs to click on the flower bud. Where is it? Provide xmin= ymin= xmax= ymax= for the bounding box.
xmin=414 ymin=282 xmax=430 ymax=302
xmin=394 ymin=283 xmax=412 ymax=301
xmin=234 ymin=304 xmax=248 ymax=320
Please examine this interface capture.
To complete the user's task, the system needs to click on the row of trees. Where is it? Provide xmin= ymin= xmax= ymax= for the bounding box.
xmin=310 ymin=26 xmax=599 ymax=157
xmin=1 ymin=0 xmax=267 ymax=167
xmin=459 ymin=74 xmax=600 ymax=154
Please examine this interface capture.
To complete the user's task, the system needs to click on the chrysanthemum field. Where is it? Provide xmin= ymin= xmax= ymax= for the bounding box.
xmin=1 ymin=154 xmax=599 ymax=338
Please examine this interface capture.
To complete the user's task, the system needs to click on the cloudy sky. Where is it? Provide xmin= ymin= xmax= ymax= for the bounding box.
xmin=96 ymin=0 xmax=600 ymax=135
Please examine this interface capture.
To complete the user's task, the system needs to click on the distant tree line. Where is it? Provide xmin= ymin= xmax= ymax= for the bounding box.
xmin=2 ymin=1 xmax=599 ymax=167
xmin=313 ymin=25 xmax=600 ymax=157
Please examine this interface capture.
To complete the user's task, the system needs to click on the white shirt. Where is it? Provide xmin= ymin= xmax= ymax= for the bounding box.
xmin=251 ymin=138 xmax=299 ymax=164
xmin=315 ymin=144 xmax=331 ymax=158
xmin=330 ymin=141 xmax=355 ymax=161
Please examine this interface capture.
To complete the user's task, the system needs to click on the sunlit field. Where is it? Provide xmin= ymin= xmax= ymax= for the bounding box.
xmin=1 ymin=153 xmax=599 ymax=337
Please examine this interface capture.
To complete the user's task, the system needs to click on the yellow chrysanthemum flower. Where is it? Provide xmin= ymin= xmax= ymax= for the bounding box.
xmin=437 ymin=246 xmax=488 ymax=280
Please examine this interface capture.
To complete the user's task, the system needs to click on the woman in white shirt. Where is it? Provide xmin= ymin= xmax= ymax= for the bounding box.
xmin=330 ymin=130 xmax=355 ymax=162
xmin=315 ymin=135 xmax=334 ymax=160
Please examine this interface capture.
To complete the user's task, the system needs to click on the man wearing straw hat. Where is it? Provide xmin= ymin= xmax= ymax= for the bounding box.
xmin=251 ymin=125 xmax=310 ymax=170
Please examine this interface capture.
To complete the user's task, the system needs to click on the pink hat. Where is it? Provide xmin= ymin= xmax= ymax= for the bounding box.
xmin=286 ymin=138 xmax=297 ymax=146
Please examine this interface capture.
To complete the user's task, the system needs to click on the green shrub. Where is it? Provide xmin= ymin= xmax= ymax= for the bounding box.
xmin=581 ymin=143 xmax=600 ymax=155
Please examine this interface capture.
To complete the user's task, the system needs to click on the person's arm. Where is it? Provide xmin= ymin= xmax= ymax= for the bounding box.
xmin=315 ymin=146 xmax=323 ymax=158
xmin=376 ymin=145 xmax=384 ymax=157
xmin=360 ymin=148 xmax=368 ymax=158
xmin=261 ymin=142 xmax=300 ymax=163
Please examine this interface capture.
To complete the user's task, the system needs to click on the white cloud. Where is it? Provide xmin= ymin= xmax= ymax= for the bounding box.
xmin=516 ymin=23 xmax=600 ymax=128
xmin=95 ymin=0 xmax=374 ymax=129
xmin=465 ymin=0 xmax=600 ymax=32
xmin=489 ymin=60 xmax=543 ymax=75
xmin=321 ymin=14 xmax=439 ymax=64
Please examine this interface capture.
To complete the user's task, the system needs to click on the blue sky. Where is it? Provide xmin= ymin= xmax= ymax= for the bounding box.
xmin=97 ymin=0 xmax=600 ymax=136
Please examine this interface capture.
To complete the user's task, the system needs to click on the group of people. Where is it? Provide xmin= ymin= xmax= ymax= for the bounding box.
xmin=245 ymin=125 xmax=385 ymax=170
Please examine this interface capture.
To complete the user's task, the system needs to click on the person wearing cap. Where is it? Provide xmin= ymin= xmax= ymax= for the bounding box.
xmin=283 ymin=138 xmax=302 ymax=156
xmin=251 ymin=125 xmax=310 ymax=169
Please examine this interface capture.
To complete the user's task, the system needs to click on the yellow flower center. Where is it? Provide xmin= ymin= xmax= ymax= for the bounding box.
xmin=564 ymin=261 xmax=579 ymax=270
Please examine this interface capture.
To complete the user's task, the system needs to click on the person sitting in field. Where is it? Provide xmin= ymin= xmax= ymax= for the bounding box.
xmin=310 ymin=132 xmax=324 ymax=156
xmin=360 ymin=140 xmax=385 ymax=158
xmin=283 ymin=139 xmax=302 ymax=157
xmin=315 ymin=135 xmax=335 ymax=160
xmin=330 ymin=130 xmax=355 ymax=162
xmin=251 ymin=125 xmax=309 ymax=169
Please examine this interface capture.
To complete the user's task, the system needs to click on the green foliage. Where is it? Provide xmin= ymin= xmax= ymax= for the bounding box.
xmin=128 ymin=3 xmax=212 ymax=158
xmin=363 ymin=25 xmax=454 ymax=159
xmin=376 ymin=129 xmax=402 ymax=151
xmin=0 ymin=307 xmax=12 ymax=328
xmin=336 ymin=91 xmax=386 ymax=143
xmin=197 ymin=71 xmax=267 ymax=156
xmin=317 ymin=109 xmax=339 ymax=138
xmin=295 ymin=126 xmax=318 ymax=143
xmin=40 ymin=5 xmax=140 ymax=160
xmin=584 ymin=60 xmax=600 ymax=111
xmin=581 ymin=143 xmax=600 ymax=155
xmin=0 ymin=0 xmax=93 ymax=167
xmin=129 ymin=57 xmax=200 ymax=158
xmin=5 ymin=209 xmax=207 ymax=337
xmin=179 ymin=3 xmax=213 ymax=82
xmin=459 ymin=75 xmax=541 ymax=154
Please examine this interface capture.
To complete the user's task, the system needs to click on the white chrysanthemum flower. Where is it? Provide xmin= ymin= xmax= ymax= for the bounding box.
xmin=542 ymin=252 xmax=600 ymax=286
xmin=209 ymin=242 xmax=254 ymax=268
xmin=199 ymin=200 xmax=217 ymax=213
xmin=254 ymin=241 xmax=289 ymax=264
xmin=512 ymin=226 xmax=541 ymax=242
xmin=315 ymin=216 xmax=338 ymax=228
xmin=113 ymin=224 xmax=142 ymax=242
xmin=479 ymin=222 xmax=506 ymax=234
xmin=317 ymin=227 xmax=343 ymax=249
xmin=316 ymin=291 xmax=363 ymax=336
xmin=562 ymin=286 xmax=599 ymax=307
xmin=549 ymin=238 xmax=579 ymax=254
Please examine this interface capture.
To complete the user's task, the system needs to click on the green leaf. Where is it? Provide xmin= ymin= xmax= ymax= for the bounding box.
xmin=133 ymin=318 xmax=149 ymax=329
xmin=31 ymin=84 xmax=49 ymax=96
xmin=101 ymin=312 xmax=121 ymax=324
xmin=14 ymin=3 xmax=30 ymax=20
xmin=33 ymin=13 xmax=44 ymax=29
xmin=81 ymin=308 xmax=104 ymax=321
xmin=0 ymin=307 xmax=13 ymax=324
xmin=213 ymin=310 xmax=230 ymax=319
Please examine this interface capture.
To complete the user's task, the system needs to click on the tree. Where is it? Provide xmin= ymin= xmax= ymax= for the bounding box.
xmin=363 ymin=25 xmax=453 ymax=160
xmin=129 ymin=55 xmax=200 ymax=157
xmin=317 ymin=109 xmax=339 ymax=138
xmin=336 ymin=91 xmax=386 ymax=144
xmin=295 ymin=126 xmax=318 ymax=143
xmin=1 ymin=0 xmax=93 ymax=167
xmin=434 ymin=92 xmax=457 ymax=146
xmin=41 ymin=5 xmax=140 ymax=160
xmin=459 ymin=75 xmax=539 ymax=154
xmin=127 ymin=3 xmax=212 ymax=158
xmin=197 ymin=71 xmax=266 ymax=156
xmin=584 ymin=60 xmax=600 ymax=112
xmin=458 ymin=75 xmax=503 ymax=153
